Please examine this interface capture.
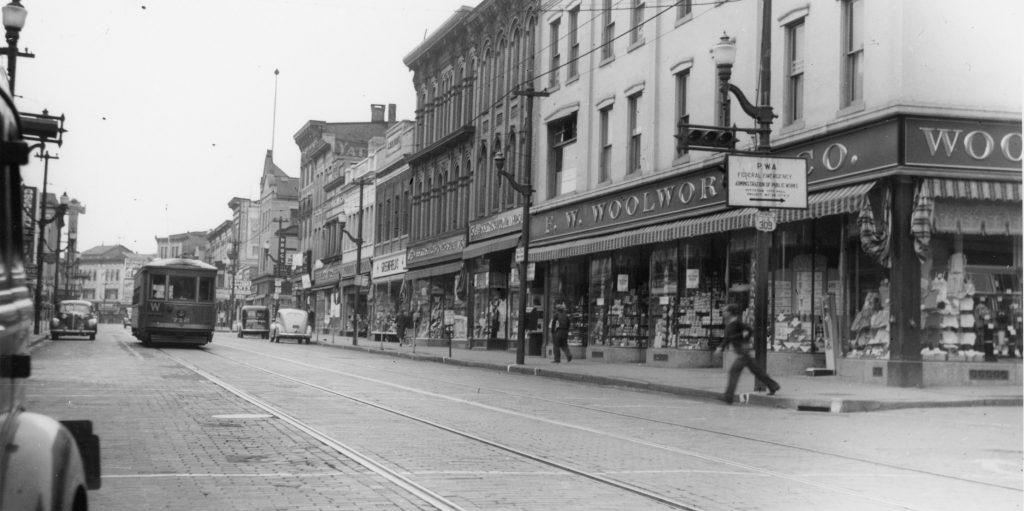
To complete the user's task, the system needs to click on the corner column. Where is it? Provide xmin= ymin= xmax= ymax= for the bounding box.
xmin=887 ymin=176 xmax=923 ymax=387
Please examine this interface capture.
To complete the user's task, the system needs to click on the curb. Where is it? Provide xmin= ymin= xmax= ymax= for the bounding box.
xmin=318 ymin=342 xmax=1022 ymax=413
xmin=28 ymin=332 xmax=49 ymax=350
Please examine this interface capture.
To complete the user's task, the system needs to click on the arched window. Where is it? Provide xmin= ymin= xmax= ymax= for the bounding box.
xmin=482 ymin=46 xmax=492 ymax=106
xmin=476 ymin=142 xmax=488 ymax=217
xmin=492 ymin=137 xmax=503 ymax=212
xmin=451 ymin=164 xmax=460 ymax=230
xmin=438 ymin=170 xmax=448 ymax=234
xmin=497 ymin=37 xmax=507 ymax=99
xmin=507 ymin=130 xmax=517 ymax=207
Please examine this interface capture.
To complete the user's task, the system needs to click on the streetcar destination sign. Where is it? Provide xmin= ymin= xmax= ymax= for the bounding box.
xmin=727 ymin=155 xmax=808 ymax=209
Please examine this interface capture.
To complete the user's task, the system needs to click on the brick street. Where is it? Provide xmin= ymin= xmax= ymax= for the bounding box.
xmin=24 ymin=326 xmax=1022 ymax=511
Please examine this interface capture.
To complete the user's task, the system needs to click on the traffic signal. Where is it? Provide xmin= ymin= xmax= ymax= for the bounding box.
xmin=675 ymin=122 xmax=737 ymax=153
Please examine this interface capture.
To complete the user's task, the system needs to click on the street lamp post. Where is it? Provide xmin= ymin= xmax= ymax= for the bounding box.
xmin=710 ymin=29 xmax=776 ymax=391
xmin=1 ymin=0 xmax=32 ymax=95
xmin=495 ymin=86 xmax=548 ymax=366
xmin=338 ymin=179 xmax=368 ymax=346
xmin=226 ymin=240 xmax=238 ymax=330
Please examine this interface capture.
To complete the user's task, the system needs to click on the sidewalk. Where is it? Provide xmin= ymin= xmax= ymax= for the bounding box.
xmin=311 ymin=334 xmax=1023 ymax=413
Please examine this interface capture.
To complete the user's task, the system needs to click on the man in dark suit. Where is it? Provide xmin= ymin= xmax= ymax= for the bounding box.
xmin=716 ymin=304 xmax=780 ymax=404
xmin=550 ymin=301 xmax=572 ymax=363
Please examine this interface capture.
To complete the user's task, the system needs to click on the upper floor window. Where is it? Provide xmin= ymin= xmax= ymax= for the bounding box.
xmin=599 ymin=105 xmax=613 ymax=183
xmin=627 ymin=93 xmax=642 ymax=174
xmin=785 ymin=19 xmax=805 ymax=124
xmin=601 ymin=0 xmax=614 ymax=60
xmin=630 ymin=0 xmax=645 ymax=45
xmin=549 ymin=18 xmax=561 ymax=88
xmin=568 ymin=7 xmax=580 ymax=79
xmin=842 ymin=0 xmax=864 ymax=107
xmin=677 ymin=0 xmax=692 ymax=19
xmin=674 ymin=70 xmax=689 ymax=158
xmin=548 ymin=113 xmax=578 ymax=199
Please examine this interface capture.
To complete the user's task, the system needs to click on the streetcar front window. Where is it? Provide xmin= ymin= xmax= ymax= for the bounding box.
xmin=151 ymin=274 xmax=167 ymax=299
xmin=168 ymin=275 xmax=197 ymax=301
xmin=198 ymin=277 xmax=214 ymax=302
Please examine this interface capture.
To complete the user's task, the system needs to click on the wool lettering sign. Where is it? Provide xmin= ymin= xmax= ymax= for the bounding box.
xmin=532 ymin=167 xmax=725 ymax=243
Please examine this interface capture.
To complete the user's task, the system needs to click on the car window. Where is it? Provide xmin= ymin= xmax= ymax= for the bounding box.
xmin=168 ymin=275 xmax=196 ymax=301
xmin=60 ymin=303 xmax=92 ymax=314
xmin=151 ymin=274 xmax=166 ymax=299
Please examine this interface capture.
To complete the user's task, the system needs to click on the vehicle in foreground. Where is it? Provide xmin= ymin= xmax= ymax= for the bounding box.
xmin=238 ymin=305 xmax=270 ymax=339
xmin=270 ymin=308 xmax=313 ymax=344
xmin=50 ymin=300 xmax=98 ymax=340
xmin=130 ymin=258 xmax=217 ymax=346
xmin=0 ymin=68 xmax=100 ymax=510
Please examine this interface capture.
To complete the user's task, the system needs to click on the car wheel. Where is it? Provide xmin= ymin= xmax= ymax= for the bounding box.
xmin=50 ymin=332 xmax=58 ymax=340
xmin=89 ymin=333 xmax=96 ymax=341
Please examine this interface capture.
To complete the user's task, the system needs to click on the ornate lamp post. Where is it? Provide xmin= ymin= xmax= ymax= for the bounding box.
xmin=1 ymin=0 xmax=32 ymax=95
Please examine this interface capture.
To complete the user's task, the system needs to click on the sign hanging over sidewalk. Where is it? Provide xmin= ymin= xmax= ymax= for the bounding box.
xmin=727 ymin=155 xmax=808 ymax=210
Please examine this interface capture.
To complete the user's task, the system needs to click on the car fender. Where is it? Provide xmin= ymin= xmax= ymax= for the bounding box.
xmin=0 ymin=412 xmax=88 ymax=511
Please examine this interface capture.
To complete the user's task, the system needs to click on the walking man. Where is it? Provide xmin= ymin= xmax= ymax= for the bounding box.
xmin=395 ymin=309 xmax=410 ymax=346
xmin=716 ymin=304 xmax=780 ymax=404
xmin=550 ymin=301 xmax=572 ymax=363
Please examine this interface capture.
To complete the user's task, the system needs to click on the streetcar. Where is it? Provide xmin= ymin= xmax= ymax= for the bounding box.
xmin=131 ymin=258 xmax=218 ymax=346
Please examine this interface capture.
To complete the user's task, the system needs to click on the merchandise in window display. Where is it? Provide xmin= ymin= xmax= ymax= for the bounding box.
xmin=606 ymin=289 xmax=648 ymax=348
xmin=846 ymin=282 xmax=891 ymax=359
xmin=567 ymin=298 xmax=588 ymax=346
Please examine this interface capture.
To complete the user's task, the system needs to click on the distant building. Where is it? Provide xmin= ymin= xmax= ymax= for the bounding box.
xmin=252 ymin=150 xmax=299 ymax=309
xmin=79 ymin=244 xmax=151 ymax=322
xmin=155 ymin=231 xmax=208 ymax=260
xmin=293 ymin=104 xmax=395 ymax=328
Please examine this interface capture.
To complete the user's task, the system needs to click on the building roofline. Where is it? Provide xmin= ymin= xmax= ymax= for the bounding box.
xmin=403 ymin=6 xmax=474 ymax=66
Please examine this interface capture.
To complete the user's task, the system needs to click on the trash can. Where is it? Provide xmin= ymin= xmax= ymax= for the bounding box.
xmin=528 ymin=332 xmax=543 ymax=356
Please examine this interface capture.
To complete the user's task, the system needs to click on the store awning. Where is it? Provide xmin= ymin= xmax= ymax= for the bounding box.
xmin=775 ymin=182 xmax=874 ymax=224
xmin=531 ymin=208 xmax=753 ymax=262
xmin=405 ymin=261 xmax=463 ymax=281
xmin=372 ymin=273 xmax=406 ymax=284
xmin=925 ymin=178 xmax=1021 ymax=201
xmin=462 ymin=233 xmax=520 ymax=260
xmin=531 ymin=183 xmax=875 ymax=262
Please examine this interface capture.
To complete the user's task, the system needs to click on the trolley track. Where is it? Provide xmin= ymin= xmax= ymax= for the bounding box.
xmin=160 ymin=342 xmax=967 ymax=511
xmin=219 ymin=341 xmax=1022 ymax=493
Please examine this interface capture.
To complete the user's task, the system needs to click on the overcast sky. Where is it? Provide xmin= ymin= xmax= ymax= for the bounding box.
xmin=17 ymin=0 xmax=477 ymax=254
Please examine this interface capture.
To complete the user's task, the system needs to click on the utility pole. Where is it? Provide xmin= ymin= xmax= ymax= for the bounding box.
xmin=31 ymin=149 xmax=57 ymax=334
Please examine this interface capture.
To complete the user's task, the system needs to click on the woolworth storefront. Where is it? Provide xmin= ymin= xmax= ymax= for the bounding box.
xmin=527 ymin=115 xmax=1021 ymax=387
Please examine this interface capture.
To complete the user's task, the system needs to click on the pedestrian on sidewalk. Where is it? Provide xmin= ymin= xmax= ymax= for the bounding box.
xmin=716 ymin=304 xmax=779 ymax=404
xmin=395 ymin=309 xmax=411 ymax=346
xmin=550 ymin=301 xmax=572 ymax=363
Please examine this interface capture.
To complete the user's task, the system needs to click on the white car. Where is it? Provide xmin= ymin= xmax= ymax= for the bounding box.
xmin=270 ymin=308 xmax=313 ymax=344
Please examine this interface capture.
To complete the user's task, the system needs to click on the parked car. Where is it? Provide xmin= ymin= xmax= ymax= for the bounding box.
xmin=270 ymin=308 xmax=312 ymax=344
xmin=237 ymin=305 xmax=270 ymax=339
xmin=123 ymin=312 xmax=131 ymax=328
xmin=50 ymin=300 xmax=99 ymax=340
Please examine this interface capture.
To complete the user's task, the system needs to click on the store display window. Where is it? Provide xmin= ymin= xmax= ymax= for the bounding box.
xmin=919 ymin=233 xmax=1022 ymax=361
xmin=472 ymin=259 xmax=509 ymax=340
xmin=549 ymin=258 xmax=588 ymax=346
xmin=603 ymin=249 xmax=650 ymax=348
xmin=649 ymin=245 xmax=678 ymax=348
xmin=589 ymin=256 xmax=612 ymax=345
xmin=846 ymin=213 xmax=891 ymax=359
xmin=677 ymin=236 xmax=728 ymax=350
xmin=371 ymin=281 xmax=399 ymax=334
xmin=771 ymin=217 xmax=842 ymax=353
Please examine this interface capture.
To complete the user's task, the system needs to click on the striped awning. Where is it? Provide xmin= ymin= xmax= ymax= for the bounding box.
xmin=925 ymin=178 xmax=1021 ymax=201
xmin=531 ymin=183 xmax=874 ymax=262
xmin=775 ymin=182 xmax=874 ymax=223
xmin=462 ymin=233 xmax=520 ymax=260
xmin=405 ymin=261 xmax=463 ymax=281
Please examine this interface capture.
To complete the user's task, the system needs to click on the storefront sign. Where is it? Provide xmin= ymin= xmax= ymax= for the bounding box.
xmin=443 ymin=309 xmax=455 ymax=325
xmin=314 ymin=261 xmax=343 ymax=284
xmin=617 ymin=274 xmax=629 ymax=292
xmin=727 ymin=155 xmax=808 ymax=209
xmin=22 ymin=186 xmax=36 ymax=265
xmin=373 ymin=253 xmax=407 ymax=278
xmin=685 ymin=269 xmax=700 ymax=289
xmin=515 ymin=246 xmax=524 ymax=263
xmin=905 ymin=118 xmax=1022 ymax=172
xmin=774 ymin=118 xmax=900 ymax=185
xmin=407 ymin=234 xmax=466 ymax=265
xmin=532 ymin=167 xmax=725 ymax=243
xmin=526 ymin=262 xmax=536 ymax=282
xmin=469 ymin=209 xmax=522 ymax=242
